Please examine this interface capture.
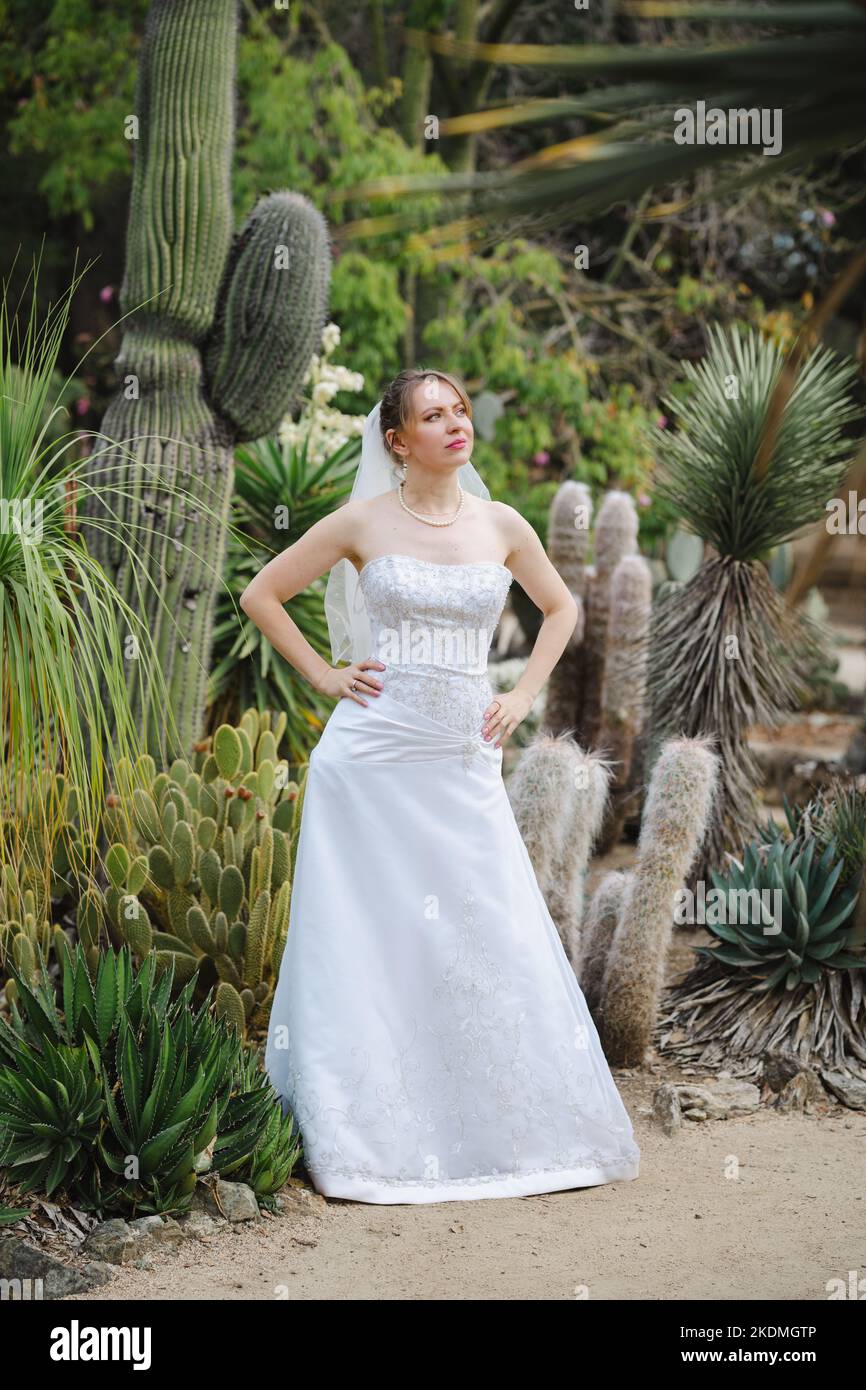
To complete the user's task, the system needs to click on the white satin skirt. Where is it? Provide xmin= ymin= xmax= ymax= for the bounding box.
xmin=264 ymin=689 xmax=640 ymax=1204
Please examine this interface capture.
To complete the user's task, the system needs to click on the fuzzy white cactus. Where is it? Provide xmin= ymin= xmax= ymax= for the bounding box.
xmin=598 ymin=735 xmax=720 ymax=1067
xmin=577 ymin=867 xmax=629 ymax=1014
xmin=507 ymin=732 xmax=611 ymax=966
xmin=595 ymin=553 xmax=653 ymax=852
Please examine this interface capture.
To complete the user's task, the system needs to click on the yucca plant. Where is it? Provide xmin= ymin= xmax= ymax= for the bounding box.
xmin=0 ymin=250 xmax=192 ymax=897
xmin=0 ymin=944 xmax=298 ymax=1216
xmin=208 ymin=428 xmax=359 ymax=764
xmin=658 ymin=821 xmax=866 ymax=1082
xmin=646 ymin=324 xmax=861 ymax=879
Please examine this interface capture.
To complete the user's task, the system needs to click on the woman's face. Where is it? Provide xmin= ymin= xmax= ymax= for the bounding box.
xmin=389 ymin=379 xmax=473 ymax=469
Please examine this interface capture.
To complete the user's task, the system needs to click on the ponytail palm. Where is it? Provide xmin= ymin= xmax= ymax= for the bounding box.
xmin=0 ymin=254 xmax=212 ymax=903
xmin=646 ymin=324 xmax=861 ymax=878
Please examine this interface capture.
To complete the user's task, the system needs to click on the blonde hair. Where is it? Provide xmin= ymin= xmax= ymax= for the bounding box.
xmin=379 ymin=369 xmax=472 ymax=471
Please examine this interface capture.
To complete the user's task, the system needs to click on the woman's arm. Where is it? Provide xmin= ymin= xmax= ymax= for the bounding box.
xmin=238 ymin=505 xmax=364 ymax=694
xmin=482 ymin=503 xmax=579 ymax=747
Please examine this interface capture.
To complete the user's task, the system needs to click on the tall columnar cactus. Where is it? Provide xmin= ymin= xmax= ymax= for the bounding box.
xmin=84 ymin=0 xmax=331 ymax=761
xmin=595 ymin=554 xmax=652 ymax=852
xmin=506 ymin=733 xmax=610 ymax=967
xmin=540 ymin=483 xmax=650 ymax=851
xmin=595 ymin=736 xmax=720 ymax=1067
xmin=579 ymin=491 xmax=639 ymax=749
xmin=576 ymin=868 xmax=627 ymax=1016
xmin=542 ymin=487 xmax=645 ymax=752
xmin=542 ymin=482 xmax=591 ymax=735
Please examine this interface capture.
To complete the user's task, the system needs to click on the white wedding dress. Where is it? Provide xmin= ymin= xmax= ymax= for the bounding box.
xmin=265 ymin=553 xmax=640 ymax=1204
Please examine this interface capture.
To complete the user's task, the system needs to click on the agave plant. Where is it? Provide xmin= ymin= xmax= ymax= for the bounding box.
xmin=699 ymin=836 xmax=863 ymax=990
xmin=0 ymin=944 xmax=298 ymax=1216
xmin=208 ymin=428 xmax=360 ymax=763
xmin=645 ymin=324 xmax=861 ymax=878
xmin=658 ymin=820 xmax=866 ymax=1082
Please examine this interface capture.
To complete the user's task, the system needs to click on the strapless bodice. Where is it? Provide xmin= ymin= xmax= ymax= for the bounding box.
xmin=358 ymin=553 xmax=513 ymax=737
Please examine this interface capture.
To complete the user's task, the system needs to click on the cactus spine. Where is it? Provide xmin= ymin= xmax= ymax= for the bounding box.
xmin=596 ymin=736 xmax=720 ymax=1067
xmin=542 ymin=482 xmax=591 ymax=736
xmin=84 ymin=0 xmax=331 ymax=760
xmin=99 ymin=706 xmax=301 ymax=1038
xmin=507 ymin=734 xmax=611 ymax=967
xmin=595 ymin=554 xmax=652 ymax=852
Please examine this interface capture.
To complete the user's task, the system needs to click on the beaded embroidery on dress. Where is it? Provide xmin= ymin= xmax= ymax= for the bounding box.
xmin=265 ymin=555 xmax=641 ymax=1204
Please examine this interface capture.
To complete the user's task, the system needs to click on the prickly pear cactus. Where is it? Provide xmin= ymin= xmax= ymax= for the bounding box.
xmin=97 ymin=707 xmax=304 ymax=1039
xmin=83 ymin=0 xmax=331 ymax=761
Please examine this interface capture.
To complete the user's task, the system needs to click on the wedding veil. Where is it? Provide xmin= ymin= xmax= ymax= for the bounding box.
xmin=323 ymin=399 xmax=491 ymax=667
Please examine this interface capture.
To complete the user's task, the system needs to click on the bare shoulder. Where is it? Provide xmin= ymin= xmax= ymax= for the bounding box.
xmin=490 ymin=500 xmax=543 ymax=563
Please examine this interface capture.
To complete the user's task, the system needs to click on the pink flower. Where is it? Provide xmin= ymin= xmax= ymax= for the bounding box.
xmin=533 ymin=451 xmax=550 ymax=466
xmin=75 ymin=397 xmax=90 ymax=416
xmin=99 ymin=285 xmax=114 ymax=302
xmin=819 ymin=208 xmax=835 ymax=228
xmin=637 ymin=491 xmax=651 ymax=507
xmin=657 ymin=414 xmax=668 ymax=429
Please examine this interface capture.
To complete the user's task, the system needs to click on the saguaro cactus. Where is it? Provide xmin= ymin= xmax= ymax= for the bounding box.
xmin=84 ymin=0 xmax=330 ymax=760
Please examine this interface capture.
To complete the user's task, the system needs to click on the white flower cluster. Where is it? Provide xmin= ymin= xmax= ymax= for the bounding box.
xmin=277 ymin=323 xmax=368 ymax=463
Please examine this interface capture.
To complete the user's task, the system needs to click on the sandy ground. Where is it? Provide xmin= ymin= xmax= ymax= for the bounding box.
xmin=62 ymin=1078 xmax=865 ymax=1301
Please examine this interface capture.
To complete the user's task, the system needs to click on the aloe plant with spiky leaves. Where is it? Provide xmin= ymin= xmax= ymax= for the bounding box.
xmin=647 ymin=323 xmax=862 ymax=881
xmin=82 ymin=0 xmax=331 ymax=763
xmin=0 ymin=943 xmax=299 ymax=1216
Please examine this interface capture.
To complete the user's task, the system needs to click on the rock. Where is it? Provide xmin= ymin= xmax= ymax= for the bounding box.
xmin=670 ymin=1079 xmax=760 ymax=1119
xmin=774 ymin=1072 xmax=821 ymax=1113
xmin=762 ymin=1050 xmax=803 ymax=1093
xmin=820 ymin=1070 xmax=866 ymax=1110
xmin=710 ymin=1078 xmax=761 ymax=1114
xmin=652 ymin=1083 xmax=681 ymax=1135
xmin=682 ymin=1108 xmax=708 ymax=1121
xmin=195 ymin=1179 xmax=260 ymax=1223
xmin=177 ymin=1211 xmax=220 ymax=1239
xmin=77 ymin=1260 xmax=118 ymax=1289
xmin=275 ymin=1186 xmax=328 ymax=1218
xmin=0 ymin=1237 xmax=95 ymax=1298
xmin=82 ymin=1214 xmax=185 ymax=1266
xmin=128 ymin=1215 xmax=185 ymax=1251
xmin=81 ymin=1218 xmax=138 ymax=1266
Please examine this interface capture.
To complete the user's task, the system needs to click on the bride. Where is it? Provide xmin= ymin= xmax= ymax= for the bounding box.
xmin=241 ymin=367 xmax=641 ymax=1204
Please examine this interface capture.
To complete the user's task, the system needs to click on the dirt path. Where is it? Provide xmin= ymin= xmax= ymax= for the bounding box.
xmin=63 ymin=1076 xmax=865 ymax=1302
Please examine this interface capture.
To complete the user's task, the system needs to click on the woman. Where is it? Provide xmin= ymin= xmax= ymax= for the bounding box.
xmin=242 ymin=367 xmax=640 ymax=1204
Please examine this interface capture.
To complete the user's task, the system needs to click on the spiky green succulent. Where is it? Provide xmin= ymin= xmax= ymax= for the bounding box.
xmin=0 ymin=943 xmax=299 ymax=1216
xmin=782 ymin=783 xmax=866 ymax=890
xmin=698 ymin=834 xmax=865 ymax=991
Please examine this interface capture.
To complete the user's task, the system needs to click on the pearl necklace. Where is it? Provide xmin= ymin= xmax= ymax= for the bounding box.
xmin=398 ymin=479 xmax=465 ymax=527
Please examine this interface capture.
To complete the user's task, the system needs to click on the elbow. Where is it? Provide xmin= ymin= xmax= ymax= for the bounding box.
xmin=239 ymin=585 xmax=254 ymax=613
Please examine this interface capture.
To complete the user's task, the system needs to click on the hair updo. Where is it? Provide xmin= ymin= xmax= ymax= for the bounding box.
xmin=379 ymin=368 xmax=472 ymax=476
